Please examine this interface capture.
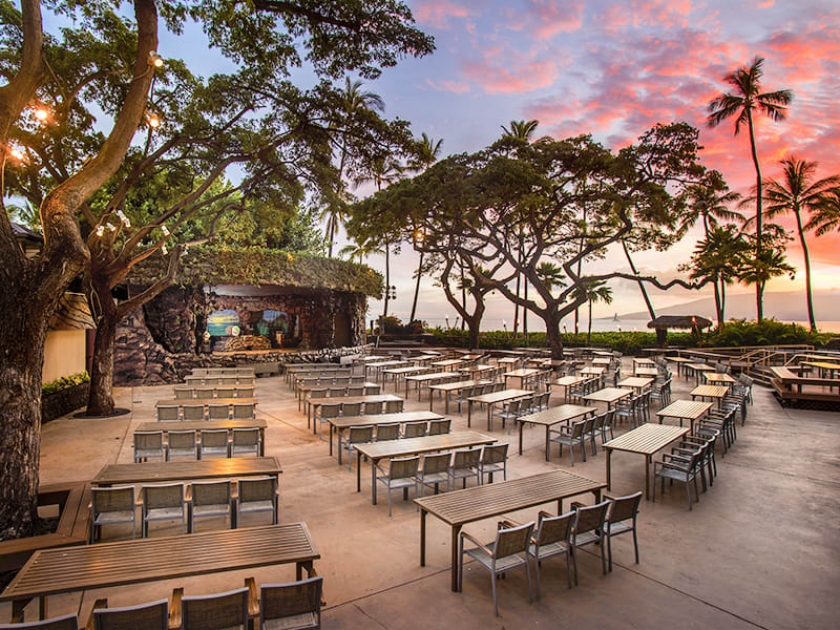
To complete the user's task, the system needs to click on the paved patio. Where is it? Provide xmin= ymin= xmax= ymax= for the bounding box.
xmin=5 ymin=356 xmax=840 ymax=628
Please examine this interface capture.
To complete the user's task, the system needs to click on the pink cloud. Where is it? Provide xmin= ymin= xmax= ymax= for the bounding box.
xmin=462 ymin=57 xmax=559 ymax=94
xmin=413 ymin=0 xmax=474 ymax=29
xmin=424 ymin=78 xmax=471 ymax=94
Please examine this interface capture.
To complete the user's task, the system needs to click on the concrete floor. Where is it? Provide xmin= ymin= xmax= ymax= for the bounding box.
xmin=6 ymin=357 xmax=840 ymax=629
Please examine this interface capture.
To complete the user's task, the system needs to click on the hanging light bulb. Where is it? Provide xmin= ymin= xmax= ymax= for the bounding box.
xmin=95 ymin=225 xmax=105 ymax=237
xmin=116 ymin=210 xmax=131 ymax=227
xmin=149 ymin=51 xmax=164 ymax=68
xmin=9 ymin=147 xmax=25 ymax=161
xmin=161 ymin=225 xmax=170 ymax=236
xmin=162 ymin=244 xmax=168 ymax=255
xmin=33 ymin=106 xmax=49 ymax=123
xmin=106 ymin=222 xmax=117 ymax=232
xmin=145 ymin=111 xmax=161 ymax=129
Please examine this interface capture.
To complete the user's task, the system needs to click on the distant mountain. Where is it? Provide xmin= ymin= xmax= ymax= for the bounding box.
xmin=613 ymin=290 xmax=840 ymax=322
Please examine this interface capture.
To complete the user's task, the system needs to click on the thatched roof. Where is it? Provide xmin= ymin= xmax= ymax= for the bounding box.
xmin=647 ymin=315 xmax=712 ymax=330
xmin=48 ymin=293 xmax=95 ymax=330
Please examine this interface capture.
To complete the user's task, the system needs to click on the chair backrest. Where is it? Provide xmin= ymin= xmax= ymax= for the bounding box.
xmin=570 ymin=420 xmax=586 ymax=438
xmin=348 ymin=424 xmax=374 ymax=444
xmin=91 ymin=486 xmax=134 ymax=515
xmin=174 ymin=389 xmax=194 ymax=400
xmin=236 ymin=386 xmax=254 ymax=398
xmin=573 ymin=500 xmax=610 ymax=536
xmin=215 ymin=387 xmax=235 ymax=399
xmin=495 ymin=521 xmax=535 ymax=559
xmin=363 ymin=401 xmax=382 ymax=415
xmin=535 ymin=510 xmax=574 ymax=546
xmin=157 ymin=405 xmax=180 ymax=421
xmin=375 ymin=422 xmax=400 ymax=441
xmin=219 ymin=376 xmax=238 ymax=386
xmin=260 ymin=577 xmax=322 ymax=629
xmin=134 ymin=431 xmax=164 ymax=452
xmin=329 ymin=387 xmax=347 ymax=398
xmin=341 ymin=402 xmax=362 ymax=417
xmin=481 ymin=443 xmax=508 ymax=466
xmin=182 ymin=404 xmax=206 ymax=421
xmin=385 ymin=400 xmax=404 ymax=413
xmin=428 ymin=418 xmax=452 ymax=435
xmin=452 ymin=448 xmax=481 ymax=468
xmin=608 ymin=491 xmax=643 ymax=524
xmin=364 ymin=385 xmax=380 ymax=395
xmin=167 ymin=430 xmax=198 ymax=457
xmin=506 ymin=399 xmax=522 ymax=414
xmin=347 ymin=386 xmax=365 ymax=396
xmin=232 ymin=403 xmax=255 ymax=420
xmin=403 ymin=421 xmax=427 ymax=438
xmin=232 ymin=428 xmax=259 ymax=448
xmin=203 ymin=377 xmax=221 ymax=386
xmin=143 ymin=483 xmax=184 ymax=510
xmin=318 ymin=403 xmax=341 ymax=419
xmin=238 ymin=476 xmax=276 ymax=505
xmin=207 ymin=403 xmax=230 ymax=420
xmin=388 ymin=455 xmax=419 ymax=480
xmin=181 ymin=586 xmax=249 ymax=630
xmin=0 ymin=614 xmax=80 ymax=630
xmin=93 ymin=599 xmax=168 ymax=630
xmin=422 ymin=451 xmax=451 ymax=475
xmin=591 ymin=413 xmax=605 ymax=433
xmin=191 ymin=480 xmax=232 ymax=508
xmin=200 ymin=429 xmax=229 ymax=450
xmin=194 ymin=387 xmax=215 ymax=400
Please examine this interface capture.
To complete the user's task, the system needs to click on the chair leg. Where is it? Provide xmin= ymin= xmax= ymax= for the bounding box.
xmin=491 ymin=570 xmax=499 ymax=617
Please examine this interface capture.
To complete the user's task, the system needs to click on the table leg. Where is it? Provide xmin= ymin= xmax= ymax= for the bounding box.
xmin=487 ymin=404 xmax=493 ymax=432
xmin=545 ymin=426 xmax=551 ymax=461
xmin=451 ymin=525 xmax=462 ymax=592
xmin=518 ymin=421 xmax=525 ymax=456
xmin=467 ymin=401 xmax=472 ymax=427
xmin=39 ymin=596 xmax=47 ymax=621
xmin=371 ymin=457 xmax=379 ymax=505
xmin=260 ymin=429 xmax=265 ymax=457
xmin=329 ymin=426 xmax=334 ymax=457
xmin=356 ymin=451 xmax=362 ymax=492
xmin=420 ymin=509 xmax=427 ymax=566
xmin=645 ymin=455 xmax=651 ymax=500
xmin=606 ymin=448 xmax=612 ymax=490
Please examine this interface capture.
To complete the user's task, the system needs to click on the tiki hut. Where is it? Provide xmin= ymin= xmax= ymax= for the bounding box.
xmin=647 ymin=315 xmax=712 ymax=347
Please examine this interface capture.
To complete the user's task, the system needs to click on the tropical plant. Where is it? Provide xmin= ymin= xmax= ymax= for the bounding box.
xmin=736 ymin=226 xmax=796 ymax=307
xmin=757 ymin=158 xmax=840 ymax=331
xmin=571 ymin=279 xmax=613 ymax=344
xmin=806 ymin=187 xmax=840 ymax=235
xmin=706 ymin=56 xmax=793 ymax=321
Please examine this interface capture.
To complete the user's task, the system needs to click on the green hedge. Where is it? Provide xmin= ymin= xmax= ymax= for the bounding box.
xmin=42 ymin=372 xmax=89 ymax=396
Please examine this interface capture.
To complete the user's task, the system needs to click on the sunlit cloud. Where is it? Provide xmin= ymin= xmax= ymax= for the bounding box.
xmin=424 ymin=78 xmax=472 ymax=94
xmin=413 ymin=0 xmax=475 ymax=29
xmin=502 ymin=0 xmax=585 ymax=40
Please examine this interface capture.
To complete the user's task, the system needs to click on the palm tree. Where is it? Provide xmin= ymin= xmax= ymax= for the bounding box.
xmin=759 ymin=158 xmax=840 ymax=331
xmin=322 ymin=78 xmax=386 ymax=257
xmin=408 ymin=133 xmax=443 ymax=324
xmin=737 ymin=228 xmax=796 ymax=311
xmin=684 ymin=170 xmax=744 ymax=236
xmin=571 ymin=279 xmax=613 ymax=344
xmin=684 ymin=226 xmax=749 ymax=327
xmin=806 ymin=187 xmax=840 ymax=235
xmin=707 ymin=56 xmax=793 ymax=321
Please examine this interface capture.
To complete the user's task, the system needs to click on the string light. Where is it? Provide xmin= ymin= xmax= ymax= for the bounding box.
xmin=95 ymin=226 xmax=105 ymax=237
xmin=161 ymin=225 xmax=170 ymax=236
xmin=33 ymin=106 xmax=49 ymax=123
xmin=145 ymin=111 xmax=161 ymax=129
xmin=106 ymin=222 xmax=117 ymax=232
xmin=116 ymin=209 xmax=131 ymax=228
xmin=149 ymin=51 xmax=164 ymax=68
xmin=9 ymin=147 xmax=25 ymax=161
xmin=162 ymin=244 xmax=168 ymax=255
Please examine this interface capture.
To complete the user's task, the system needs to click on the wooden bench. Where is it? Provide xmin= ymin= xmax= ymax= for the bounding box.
xmin=0 ymin=482 xmax=91 ymax=574
xmin=770 ymin=366 xmax=840 ymax=404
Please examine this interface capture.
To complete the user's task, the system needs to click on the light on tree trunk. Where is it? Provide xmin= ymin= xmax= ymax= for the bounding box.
xmin=145 ymin=110 xmax=161 ymax=129
xmin=149 ymin=51 xmax=164 ymax=68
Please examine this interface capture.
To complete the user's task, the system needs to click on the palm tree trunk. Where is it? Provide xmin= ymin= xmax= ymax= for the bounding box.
xmin=587 ymin=299 xmax=593 ymax=344
xmin=409 ymin=251 xmax=423 ymax=323
xmin=513 ymin=272 xmax=520 ymax=337
xmin=746 ymin=110 xmax=765 ymax=321
xmin=383 ymin=245 xmax=391 ymax=318
xmin=794 ymin=210 xmax=818 ymax=331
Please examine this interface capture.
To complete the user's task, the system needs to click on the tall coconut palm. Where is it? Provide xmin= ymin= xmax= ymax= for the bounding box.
xmin=571 ymin=279 xmax=613 ymax=345
xmin=408 ymin=133 xmax=443 ymax=324
xmin=707 ymin=56 xmax=793 ymax=321
xmin=737 ymin=227 xmax=796 ymax=311
xmin=759 ymin=158 xmax=840 ymax=331
xmin=684 ymin=170 xmax=744 ymax=236
xmin=806 ymin=187 xmax=840 ymax=236
xmin=322 ymin=78 xmax=386 ymax=257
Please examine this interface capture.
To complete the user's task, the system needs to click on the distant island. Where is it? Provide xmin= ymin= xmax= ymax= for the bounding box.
xmin=608 ymin=290 xmax=840 ymax=323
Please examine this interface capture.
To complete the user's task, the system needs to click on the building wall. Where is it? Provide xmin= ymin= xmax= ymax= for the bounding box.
xmin=43 ymin=329 xmax=86 ymax=383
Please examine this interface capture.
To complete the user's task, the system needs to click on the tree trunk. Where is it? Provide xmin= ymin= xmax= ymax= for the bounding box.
xmin=587 ymin=299 xmax=593 ymax=345
xmin=713 ymin=280 xmax=723 ymax=329
xmin=409 ymin=251 xmax=423 ymax=323
xmin=86 ymin=279 xmax=118 ymax=416
xmin=746 ymin=110 xmax=765 ymax=321
xmin=542 ymin=310 xmax=565 ymax=360
xmin=794 ymin=210 xmax=817 ymax=331
xmin=383 ymin=244 xmax=391 ymax=318
xmin=622 ymin=240 xmax=656 ymax=319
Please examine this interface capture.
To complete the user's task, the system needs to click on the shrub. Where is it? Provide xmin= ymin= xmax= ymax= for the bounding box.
xmin=42 ymin=372 xmax=90 ymax=396
xmin=707 ymin=319 xmax=831 ymax=348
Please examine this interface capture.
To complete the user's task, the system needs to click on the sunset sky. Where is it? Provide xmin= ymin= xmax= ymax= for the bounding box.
xmin=346 ymin=0 xmax=840 ymax=327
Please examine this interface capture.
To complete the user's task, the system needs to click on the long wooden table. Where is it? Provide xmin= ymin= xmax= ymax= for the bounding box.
xmin=0 ymin=523 xmax=318 ymax=623
xmin=514 ymin=404 xmax=594 ymax=460
xmin=404 ymin=371 xmax=461 ymax=401
xmin=550 ymin=376 xmax=586 ymax=402
xmin=583 ymin=387 xmax=632 ymax=409
xmin=414 ymin=470 xmax=605 ymax=591
xmin=656 ymin=400 xmax=712 ymax=431
xmin=466 ymin=388 xmax=532 ymax=431
xmin=603 ymin=423 xmax=689 ymax=500
xmin=91 ymin=456 xmax=282 ymax=487
xmin=353 ymin=431 xmax=497 ymax=504
xmin=427 ymin=379 xmax=483 ymax=413
xmin=691 ymin=384 xmax=730 ymax=408
xmin=136 ymin=419 xmax=268 ymax=457
xmin=156 ymin=397 xmax=258 ymax=410
xmin=306 ymin=393 xmax=403 ymax=427
xmin=327 ymin=410 xmax=445 ymax=464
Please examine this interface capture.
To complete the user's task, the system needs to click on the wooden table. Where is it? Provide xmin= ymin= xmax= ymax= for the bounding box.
xmin=327 ymin=411 xmax=444 ymax=464
xmin=467 ymin=388 xmax=532 ymax=431
xmin=427 ymin=379 xmax=483 ymax=413
xmin=431 ymin=359 xmax=463 ymax=372
xmin=580 ymin=366 xmax=606 ymax=376
xmin=550 ymin=376 xmax=586 ymax=402
xmin=591 ymin=357 xmax=612 ymax=366
xmin=353 ymin=431 xmax=497 ymax=504
xmin=666 ymin=355 xmax=694 ymax=376
xmin=405 ymin=371 xmax=461 ymax=401
xmin=155 ymin=397 xmax=258 ymax=410
xmin=414 ymin=470 xmax=605 ymax=591
xmin=91 ymin=456 xmax=282 ymax=487
xmin=617 ymin=377 xmax=654 ymax=393
xmin=603 ymin=423 xmax=689 ymax=500
xmin=136 ymin=419 xmax=268 ymax=457
xmin=583 ymin=387 xmax=632 ymax=409
xmin=306 ymin=394 xmax=403 ymax=427
xmin=704 ymin=372 xmax=736 ymax=386
xmin=503 ymin=368 xmax=542 ymax=389
xmin=691 ymin=384 xmax=730 ymax=407
xmin=0 ymin=523 xmax=317 ymax=623
xmin=802 ymin=360 xmax=840 ymax=378
xmin=656 ymin=400 xmax=712 ymax=431
xmin=515 ymin=404 xmax=593 ymax=460
xmin=685 ymin=363 xmax=715 ymax=384
xmin=633 ymin=367 xmax=659 ymax=378
xmin=382 ymin=365 xmax=430 ymax=390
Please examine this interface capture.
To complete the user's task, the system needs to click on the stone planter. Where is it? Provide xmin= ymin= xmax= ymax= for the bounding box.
xmin=41 ymin=382 xmax=90 ymax=423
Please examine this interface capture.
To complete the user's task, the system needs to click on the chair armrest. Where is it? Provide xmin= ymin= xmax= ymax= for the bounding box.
xmin=84 ymin=598 xmax=108 ymax=630
xmin=499 ymin=518 xmax=521 ymax=529
xmin=537 ymin=510 xmax=556 ymax=520
xmin=460 ymin=530 xmax=492 ymax=555
xmin=655 ymin=458 xmax=689 ymax=473
xmin=570 ymin=501 xmax=586 ymax=511
xmin=168 ymin=587 xmax=184 ymax=630
xmin=245 ymin=576 xmax=260 ymax=619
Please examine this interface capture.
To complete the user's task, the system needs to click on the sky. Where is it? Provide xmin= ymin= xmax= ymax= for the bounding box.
xmin=342 ymin=0 xmax=840 ymax=329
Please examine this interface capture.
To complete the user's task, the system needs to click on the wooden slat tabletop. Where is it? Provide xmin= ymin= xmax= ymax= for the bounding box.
xmin=92 ymin=456 xmax=282 ymax=487
xmin=657 ymin=399 xmax=713 ymax=421
xmin=617 ymin=377 xmax=655 ymax=390
xmin=584 ymin=387 xmax=632 ymax=404
xmin=603 ymin=423 xmax=689 ymax=456
xmin=136 ymin=419 xmax=267 ymax=432
xmin=516 ymin=404 xmax=592 ymax=428
xmin=414 ymin=469 xmax=605 ymax=526
xmin=704 ymin=373 xmax=736 ymax=384
xmin=354 ymin=430 xmax=495 ymax=460
xmin=0 ymin=523 xmax=317 ymax=602
xmin=468 ymin=388 xmax=532 ymax=404
xmin=691 ymin=385 xmax=729 ymax=399
xmin=328 ymin=410 xmax=444 ymax=431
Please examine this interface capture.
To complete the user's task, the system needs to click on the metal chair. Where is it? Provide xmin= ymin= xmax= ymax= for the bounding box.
xmin=374 ymin=422 xmax=400 ymax=441
xmin=176 ymin=586 xmax=250 ymax=630
xmin=315 ymin=403 xmax=341 ymax=440
xmin=428 ymin=418 xmax=452 ymax=435
xmin=604 ymin=491 xmax=643 ymax=571
xmin=215 ymin=387 xmax=235 ymax=399
xmin=526 ymin=510 xmax=574 ymax=597
xmin=375 ymin=455 xmax=420 ymax=516
xmin=549 ymin=420 xmax=588 ymax=466
xmin=448 ymin=448 xmax=482 ymax=489
xmin=0 ymin=614 xmax=79 ymax=630
xmin=384 ymin=399 xmax=404 ymax=413
xmin=362 ymin=401 xmax=381 ymax=414
xmin=134 ymin=431 xmax=165 ymax=463
xmin=236 ymin=476 xmax=278 ymax=526
xmin=89 ymin=486 xmax=136 ymax=544
xmin=141 ymin=483 xmax=186 ymax=538
xmin=182 ymin=404 xmax=206 ymax=421
xmin=193 ymin=387 xmax=215 ymax=400
xmin=174 ymin=389 xmax=194 ymax=401
xmin=231 ymin=428 xmax=260 ymax=458
xmin=188 ymin=480 xmax=233 ymax=533
xmin=156 ymin=405 xmax=180 ymax=422
xmin=91 ymin=598 xmax=168 ymax=630
xmin=653 ymin=449 xmax=701 ymax=510
xmin=479 ymin=443 xmax=508 ymax=483
xmin=341 ymin=401 xmax=362 ymax=417
xmin=458 ymin=521 xmax=534 ymax=617
xmin=418 ymin=451 xmax=451 ymax=496
xmin=207 ymin=403 xmax=230 ymax=420
xmin=167 ymin=429 xmax=198 ymax=461
xmin=343 ymin=425 xmax=374 ymax=471
xmin=570 ymin=500 xmax=611 ymax=583
xmin=232 ymin=402 xmax=255 ymax=420
xmin=252 ymin=576 xmax=323 ymax=630
xmin=403 ymin=420 xmax=427 ymax=438
xmin=199 ymin=429 xmax=230 ymax=459
xmin=236 ymin=386 xmax=255 ymax=398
